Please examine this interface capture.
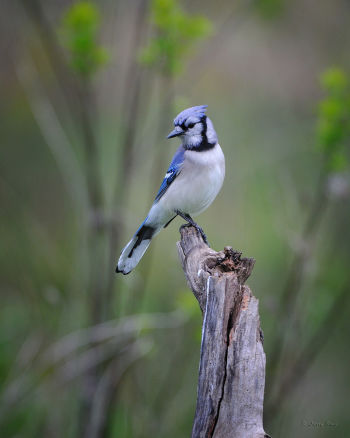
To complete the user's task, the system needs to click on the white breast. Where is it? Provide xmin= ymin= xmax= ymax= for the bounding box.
xmin=156 ymin=143 xmax=225 ymax=219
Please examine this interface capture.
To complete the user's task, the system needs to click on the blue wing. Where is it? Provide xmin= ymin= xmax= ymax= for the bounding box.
xmin=154 ymin=146 xmax=185 ymax=203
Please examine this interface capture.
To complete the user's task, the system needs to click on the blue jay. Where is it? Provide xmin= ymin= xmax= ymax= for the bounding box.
xmin=116 ymin=105 xmax=225 ymax=274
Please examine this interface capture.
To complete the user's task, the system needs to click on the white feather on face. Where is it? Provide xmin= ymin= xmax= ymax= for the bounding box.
xmin=205 ymin=117 xmax=217 ymax=145
xmin=182 ymin=118 xmax=204 ymax=148
xmin=175 ymin=115 xmax=218 ymax=150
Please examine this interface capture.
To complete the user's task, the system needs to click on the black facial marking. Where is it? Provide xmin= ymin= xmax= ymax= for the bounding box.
xmin=201 ymin=115 xmax=207 ymax=137
xmin=185 ymin=115 xmax=215 ymax=152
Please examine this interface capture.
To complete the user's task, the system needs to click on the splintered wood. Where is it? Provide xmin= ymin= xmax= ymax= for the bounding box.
xmin=177 ymin=225 xmax=270 ymax=438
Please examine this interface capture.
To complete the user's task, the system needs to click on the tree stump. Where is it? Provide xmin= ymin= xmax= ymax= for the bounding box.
xmin=177 ymin=225 xmax=269 ymax=438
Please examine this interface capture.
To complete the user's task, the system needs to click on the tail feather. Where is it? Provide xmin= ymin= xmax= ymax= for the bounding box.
xmin=116 ymin=223 xmax=156 ymax=275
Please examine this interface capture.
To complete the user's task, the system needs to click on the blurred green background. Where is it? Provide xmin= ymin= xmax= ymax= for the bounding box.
xmin=1 ymin=0 xmax=350 ymax=437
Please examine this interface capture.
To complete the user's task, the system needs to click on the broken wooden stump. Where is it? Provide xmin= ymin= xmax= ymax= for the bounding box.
xmin=177 ymin=225 xmax=269 ymax=438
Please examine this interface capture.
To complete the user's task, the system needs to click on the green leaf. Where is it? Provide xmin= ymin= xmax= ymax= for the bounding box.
xmin=254 ymin=0 xmax=285 ymax=19
xmin=60 ymin=1 xmax=109 ymax=77
xmin=316 ymin=119 xmax=344 ymax=151
xmin=140 ymin=0 xmax=212 ymax=76
xmin=315 ymin=67 xmax=350 ymax=170
xmin=329 ymin=150 xmax=348 ymax=172
xmin=318 ymin=98 xmax=345 ymax=120
xmin=320 ymin=67 xmax=348 ymax=94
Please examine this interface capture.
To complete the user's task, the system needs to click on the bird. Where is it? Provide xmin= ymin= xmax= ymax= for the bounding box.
xmin=116 ymin=105 xmax=225 ymax=275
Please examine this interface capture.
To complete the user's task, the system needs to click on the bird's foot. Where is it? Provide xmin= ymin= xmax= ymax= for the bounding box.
xmin=175 ymin=210 xmax=210 ymax=246
xmin=180 ymin=222 xmax=192 ymax=229
xmin=195 ymin=225 xmax=209 ymax=246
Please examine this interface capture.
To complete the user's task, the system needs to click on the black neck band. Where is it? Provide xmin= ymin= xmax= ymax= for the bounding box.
xmin=185 ymin=139 xmax=216 ymax=152
xmin=184 ymin=116 xmax=216 ymax=152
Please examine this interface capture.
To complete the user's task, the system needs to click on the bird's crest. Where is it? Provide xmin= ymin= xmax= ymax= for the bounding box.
xmin=174 ymin=105 xmax=208 ymax=126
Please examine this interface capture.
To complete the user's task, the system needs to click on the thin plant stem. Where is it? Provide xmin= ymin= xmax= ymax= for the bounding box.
xmin=268 ymin=160 xmax=329 ymax=381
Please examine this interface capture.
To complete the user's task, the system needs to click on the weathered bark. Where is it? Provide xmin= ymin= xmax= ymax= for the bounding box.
xmin=177 ymin=225 xmax=269 ymax=438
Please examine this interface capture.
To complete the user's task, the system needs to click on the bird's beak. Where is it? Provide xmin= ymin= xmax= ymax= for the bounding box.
xmin=167 ymin=126 xmax=184 ymax=139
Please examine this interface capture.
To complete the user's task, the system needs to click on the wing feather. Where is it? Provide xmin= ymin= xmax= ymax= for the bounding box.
xmin=154 ymin=145 xmax=185 ymax=203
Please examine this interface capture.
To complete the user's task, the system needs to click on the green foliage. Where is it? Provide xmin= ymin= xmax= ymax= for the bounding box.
xmin=139 ymin=0 xmax=212 ymax=76
xmin=254 ymin=0 xmax=285 ymax=19
xmin=60 ymin=2 xmax=108 ymax=77
xmin=316 ymin=67 xmax=350 ymax=171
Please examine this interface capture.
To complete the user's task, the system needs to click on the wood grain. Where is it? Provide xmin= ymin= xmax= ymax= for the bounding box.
xmin=177 ymin=225 xmax=269 ymax=438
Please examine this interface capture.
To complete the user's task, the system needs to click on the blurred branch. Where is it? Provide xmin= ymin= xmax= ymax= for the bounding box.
xmin=42 ymin=310 xmax=185 ymax=365
xmin=58 ymin=337 xmax=151 ymax=384
xmin=14 ymin=59 xmax=89 ymax=212
xmin=19 ymin=0 xmax=82 ymax=125
xmin=19 ymin=0 xmax=106 ymax=211
xmin=86 ymin=338 xmax=153 ymax=438
xmin=1 ymin=332 xmax=43 ymax=390
xmin=59 ymin=2 xmax=108 ymax=210
xmin=267 ymin=161 xmax=329 ymax=378
xmin=185 ymin=0 xmax=253 ymax=88
xmin=78 ymin=77 xmax=104 ymax=209
xmin=266 ymin=283 xmax=350 ymax=419
xmin=0 ymin=339 xmax=145 ymax=424
xmin=0 ymin=311 xmax=185 ymax=424
xmin=266 ymin=67 xmax=350 ymax=421
xmin=117 ymin=0 xmax=149 ymax=192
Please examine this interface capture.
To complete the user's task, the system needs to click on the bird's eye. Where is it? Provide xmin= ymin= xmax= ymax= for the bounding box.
xmin=187 ymin=122 xmax=195 ymax=129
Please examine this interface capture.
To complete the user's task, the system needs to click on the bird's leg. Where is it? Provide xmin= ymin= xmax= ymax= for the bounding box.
xmin=175 ymin=210 xmax=209 ymax=246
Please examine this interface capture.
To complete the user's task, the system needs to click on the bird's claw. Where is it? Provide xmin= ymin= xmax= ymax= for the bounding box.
xmin=196 ymin=226 xmax=209 ymax=246
xmin=175 ymin=209 xmax=210 ymax=246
